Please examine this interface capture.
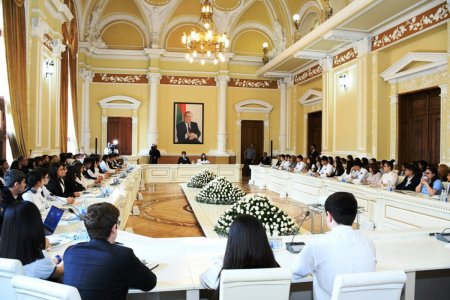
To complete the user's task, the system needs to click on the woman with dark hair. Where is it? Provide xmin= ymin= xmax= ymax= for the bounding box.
xmin=65 ymin=162 xmax=86 ymax=192
xmin=0 ymin=201 xmax=64 ymax=279
xmin=197 ymin=153 xmax=210 ymax=164
xmin=364 ymin=163 xmax=382 ymax=186
xmin=399 ymin=162 xmax=409 ymax=176
xmin=416 ymin=165 xmax=443 ymax=196
xmin=418 ymin=160 xmax=428 ymax=175
xmin=343 ymin=160 xmax=354 ymax=180
xmin=22 ymin=170 xmax=48 ymax=214
xmin=82 ymin=158 xmax=103 ymax=183
xmin=361 ymin=157 xmax=369 ymax=169
xmin=333 ymin=158 xmax=345 ymax=176
xmin=438 ymin=164 xmax=449 ymax=182
xmin=200 ymin=215 xmax=279 ymax=290
xmin=46 ymin=162 xmax=81 ymax=198
xmin=397 ymin=164 xmax=421 ymax=191
xmin=305 ymin=157 xmax=317 ymax=173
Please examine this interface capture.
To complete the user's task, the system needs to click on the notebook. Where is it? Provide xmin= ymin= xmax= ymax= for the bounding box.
xmin=43 ymin=206 xmax=65 ymax=236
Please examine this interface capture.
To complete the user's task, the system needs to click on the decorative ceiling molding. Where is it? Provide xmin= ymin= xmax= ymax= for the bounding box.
xmin=160 ymin=75 xmax=216 ymax=86
xmin=323 ymin=29 xmax=368 ymax=42
xmin=98 ymin=95 xmax=142 ymax=110
xmin=229 ymin=78 xmax=278 ymax=89
xmin=229 ymin=22 xmax=274 ymax=45
xmin=298 ymin=89 xmax=323 ymax=106
xmin=371 ymin=2 xmax=449 ymax=51
xmin=98 ymin=14 xmax=149 ymax=45
xmin=380 ymin=52 xmax=448 ymax=83
xmin=332 ymin=47 xmax=358 ymax=68
xmin=234 ymin=99 xmax=273 ymax=113
xmin=159 ymin=15 xmax=199 ymax=49
xmin=294 ymin=50 xmax=327 ymax=60
xmin=294 ymin=63 xmax=323 ymax=85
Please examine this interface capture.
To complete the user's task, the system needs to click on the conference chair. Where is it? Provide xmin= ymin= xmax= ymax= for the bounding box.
xmin=219 ymin=268 xmax=291 ymax=300
xmin=0 ymin=257 xmax=23 ymax=299
xmin=11 ymin=275 xmax=81 ymax=300
xmin=331 ymin=270 xmax=407 ymax=300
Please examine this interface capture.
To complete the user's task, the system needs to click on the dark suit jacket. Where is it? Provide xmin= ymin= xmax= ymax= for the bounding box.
xmin=176 ymin=122 xmax=201 ymax=144
xmin=396 ymin=175 xmax=420 ymax=191
xmin=260 ymin=156 xmax=271 ymax=165
xmin=177 ymin=156 xmax=191 ymax=164
xmin=64 ymin=239 xmax=157 ymax=300
xmin=46 ymin=177 xmax=77 ymax=198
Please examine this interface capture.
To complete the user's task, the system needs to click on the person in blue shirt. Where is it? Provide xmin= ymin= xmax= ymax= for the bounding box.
xmin=416 ymin=165 xmax=442 ymax=196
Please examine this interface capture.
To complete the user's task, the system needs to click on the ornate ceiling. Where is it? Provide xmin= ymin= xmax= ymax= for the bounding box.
xmin=76 ymin=0 xmax=347 ymax=59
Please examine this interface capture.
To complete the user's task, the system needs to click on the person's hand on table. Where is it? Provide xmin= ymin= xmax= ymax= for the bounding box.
xmin=74 ymin=192 xmax=81 ymax=197
xmin=66 ymin=197 xmax=75 ymax=204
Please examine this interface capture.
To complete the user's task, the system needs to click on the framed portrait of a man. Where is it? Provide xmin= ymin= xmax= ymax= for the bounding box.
xmin=174 ymin=102 xmax=204 ymax=144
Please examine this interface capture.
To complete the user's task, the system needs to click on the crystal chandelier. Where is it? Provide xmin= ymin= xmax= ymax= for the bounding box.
xmin=181 ymin=0 xmax=230 ymax=65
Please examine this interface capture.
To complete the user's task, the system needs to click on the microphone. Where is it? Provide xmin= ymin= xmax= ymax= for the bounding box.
xmin=68 ymin=207 xmax=84 ymax=221
xmin=286 ymin=211 xmax=310 ymax=254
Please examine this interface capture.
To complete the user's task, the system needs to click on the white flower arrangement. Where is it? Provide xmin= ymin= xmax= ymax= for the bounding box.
xmin=215 ymin=193 xmax=298 ymax=236
xmin=195 ymin=177 xmax=246 ymax=205
xmin=187 ymin=169 xmax=217 ymax=188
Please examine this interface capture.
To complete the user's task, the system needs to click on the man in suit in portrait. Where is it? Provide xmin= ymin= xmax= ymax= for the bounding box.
xmin=63 ymin=202 xmax=157 ymax=300
xmin=176 ymin=111 xmax=201 ymax=144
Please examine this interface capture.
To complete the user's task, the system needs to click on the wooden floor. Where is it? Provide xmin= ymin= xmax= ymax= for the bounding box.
xmin=126 ymin=180 xmax=324 ymax=238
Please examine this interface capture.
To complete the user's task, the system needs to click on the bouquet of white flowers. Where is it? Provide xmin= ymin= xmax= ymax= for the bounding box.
xmin=187 ymin=169 xmax=217 ymax=188
xmin=215 ymin=193 xmax=298 ymax=236
xmin=195 ymin=177 xmax=246 ymax=205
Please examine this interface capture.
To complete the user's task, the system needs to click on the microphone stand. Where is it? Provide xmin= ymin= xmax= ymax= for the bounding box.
xmin=286 ymin=211 xmax=310 ymax=253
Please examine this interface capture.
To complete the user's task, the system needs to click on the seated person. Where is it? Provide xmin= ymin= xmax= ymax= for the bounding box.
xmin=276 ymin=154 xmax=285 ymax=169
xmin=35 ymin=167 xmax=74 ymax=206
xmin=65 ymin=163 xmax=87 ymax=192
xmin=380 ymin=160 xmax=399 ymax=186
xmin=22 ymin=170 xmax=48 ymax=215
xmin=317 ymin=156 xmax=333 ymax=177
xmin=0 ymin=158 xmax=9 ymax=186
xmin=438 ymin=164 xmax=449 ymax=182
xmin=396 ymin=164 xmax=420 ymax=191
xmin=46 ymin=163 xmax=81 ymax=198
xmin=291 ymin=192 xmax=376 ymax=299
xmin=305 ymin=157 xmax=317 ymax=173
xmin=99 ymin=155 xmax=116 ymax=174
xmin=294 ymin=155 xmax=306 ymax=172
xmin=200 ymin=214 xmax=279 ymax=290
xmin=399 ymin=162 xmax=408 ymax=177
xmin=259 ymin=152 xmax=271 ymax=166
xmin=287 ymin=155 xmax=297 ymax=172
xmin=349 ymin=161 xmax=368 ymax=184
xmin=416 ymin=165 xmax=442 ymax=196
xmin=364 ymin=163 xmax=382 ymax=186
xmin=197 ymin=153 xmax=210 ymax=164
xmin=63 ymin=202 xmax=157 ymax=299
xmin=178 ymin=151 xmax=191 ymax=164
xmin=333 ymin=158 xmax=345 ymax=177
xmin=0 ymin=201 xmax=64 ymax=280
xmin=0 ymin=170 xmax=26 ymax=233
xmin=281 ymin=154 xmax=291 ymax=170
xmin=82 ymin=158 xmax=103 ymax=183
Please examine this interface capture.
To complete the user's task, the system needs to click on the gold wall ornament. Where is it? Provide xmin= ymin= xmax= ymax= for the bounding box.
xmin=14 ymin=0 xmax=24 ymax=7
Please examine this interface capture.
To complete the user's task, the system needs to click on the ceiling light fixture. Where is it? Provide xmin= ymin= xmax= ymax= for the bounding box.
xmin=181 ymin=0 xmax=229 ymax=65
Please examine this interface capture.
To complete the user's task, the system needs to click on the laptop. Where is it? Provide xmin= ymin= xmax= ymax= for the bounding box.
xmin=43 ymin=206 xmax=65 ymax=236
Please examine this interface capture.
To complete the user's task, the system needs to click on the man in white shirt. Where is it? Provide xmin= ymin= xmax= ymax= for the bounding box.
xmin=294 ymin=155 xmax=306 ymax=172
xmin=318 ymin=156 xmax=333 ymax=177
xmin=350 ymin=161 xmax=368 ymax=184
xmin=291 ymin=192 xmax=376 ymax=300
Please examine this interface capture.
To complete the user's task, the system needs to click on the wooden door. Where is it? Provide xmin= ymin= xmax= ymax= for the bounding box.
xmin=398 ymin=88 xmax=440 ymax=164
xmin=107 ymin=117 xmax=132 ymax=155
xmin=307 ymin=111 xmax=322 ymax=154
xmin=241 ymin=120 xmax=264 ymax=164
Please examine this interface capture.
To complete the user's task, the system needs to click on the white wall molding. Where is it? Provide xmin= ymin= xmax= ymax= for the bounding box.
xmin=298 ymin=89 xmax=323 ymax=106
xmin=234 ymin=99 xmax=273 ymax=113
xmin=98 ymin=95 xmax=142 ymax=110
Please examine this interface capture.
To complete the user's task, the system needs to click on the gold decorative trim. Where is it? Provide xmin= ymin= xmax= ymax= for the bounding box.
xmin=229 ymin=78 xmax=277 ymax=89
xmin=213 ymin=0 xmax=241 ymax=11
xmin=144 ymin=0 xmax=170 ymax=6
xmin=93 ymin=73 xmax=148 ymax=84
xmin=371 ymin=2 xmax=449 ymax=51
xmin=333 ymin=47 xmax=357 ymax=68
xmin=43 ymin=34 xmax=53 ymax=51
xmin=294 ymin=64 xmax=323 ymax=85
xmin=160 ymin=75 xmax=215 ymax=86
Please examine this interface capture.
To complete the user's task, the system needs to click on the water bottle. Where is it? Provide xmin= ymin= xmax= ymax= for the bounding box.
xmin=386 ymin=180 xmax=393 ymax=192
xmin=80 ymin=198 xmax=88 ymax=216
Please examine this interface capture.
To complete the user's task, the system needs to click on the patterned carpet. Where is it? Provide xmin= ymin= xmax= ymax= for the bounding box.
xmin=126 ymin=181 xmax=314 ymax=238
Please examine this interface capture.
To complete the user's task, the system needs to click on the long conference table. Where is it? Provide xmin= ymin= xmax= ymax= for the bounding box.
xmin=48 ymin=164 xmax=450 ymax=300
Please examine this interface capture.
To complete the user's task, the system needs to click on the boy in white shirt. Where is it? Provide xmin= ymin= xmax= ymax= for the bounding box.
xmin=317 ymin=156 xmax=333 ymax=177
xmin=291 ymin=192 xmax=376 ymax=300
xmin=294 ymin=155 xmax=306 ymax=172
xmin=350 ymin=161 xmax=368 ymax=184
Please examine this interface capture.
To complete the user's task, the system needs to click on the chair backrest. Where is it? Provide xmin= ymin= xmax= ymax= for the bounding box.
xmin=0 ymin=257 xmax=23 ymax=299
xmin=11 ymin=275 xmax=81 ymax=300
xmin=219 ymin=268 xmax=291 ymax=300
xmin=331 ymin=270 xmax=407 ymax=300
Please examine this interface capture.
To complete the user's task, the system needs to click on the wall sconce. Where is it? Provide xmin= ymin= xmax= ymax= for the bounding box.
xmin=338 ymin=72 xmax=349 ymax=91
xmin=44 ymin=59 xmax=55 ymax=78
xmin=262 ymin=42 xmax=269 ymax=64
xmin=292 ymin=14 xmax=301 ymax=41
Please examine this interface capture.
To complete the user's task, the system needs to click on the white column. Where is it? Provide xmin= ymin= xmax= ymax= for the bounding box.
xmin=79 ymin=68 xmax=93 ymax=153
xmin=132 ymin=109 xmax=138 ymax=156
xmin=146 ymin=72 xmax=161 ymax=147
xmin=278 ymin=79 xmax=287 ymax=153
xmin=320 ymin=57 xmax=333 ymax=154
xmin=389 ymin=94 xmax=399 ymax=160
xmin=216 ymin=75 xmax=230 ymax=154
xmin=439 ymin=84 xmax=448 ymax=163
